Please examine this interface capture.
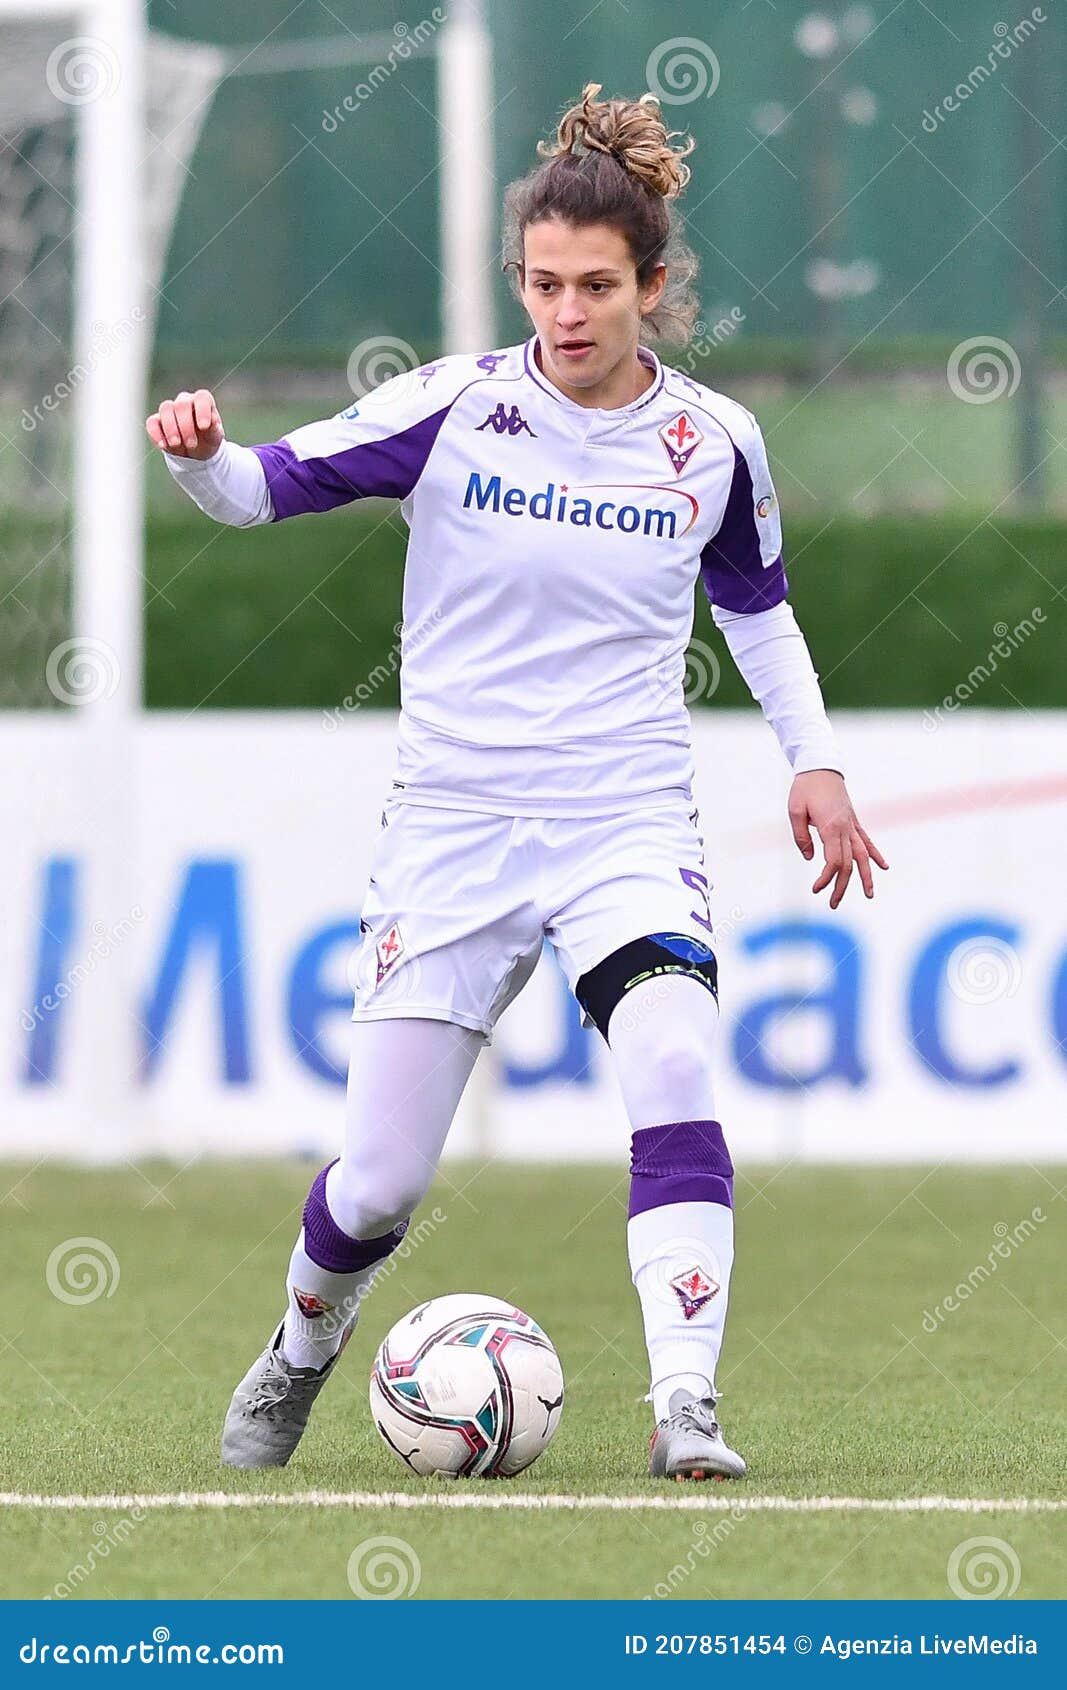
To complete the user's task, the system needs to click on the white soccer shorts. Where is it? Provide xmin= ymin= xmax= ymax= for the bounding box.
xmin=350 ymin=798 xmax=718 ymax=1042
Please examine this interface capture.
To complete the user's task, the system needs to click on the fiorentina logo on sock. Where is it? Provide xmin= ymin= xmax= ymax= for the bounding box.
xmin=293 ymin=1289 xmax=334 ymax=1320
xmin=669 ymin=1264 xmax=719 ymax=1321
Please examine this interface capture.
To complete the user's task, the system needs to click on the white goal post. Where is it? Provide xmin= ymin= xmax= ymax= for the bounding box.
xmin=2 ymin=0 xmax=495 ymax=723
xmin=1 ymin=0 xmax=148 ymax=720
xmin=1 ymin=0 xmax=148 ymax=1154
xmin=0 ymin=0 xmax=495 ymax=1155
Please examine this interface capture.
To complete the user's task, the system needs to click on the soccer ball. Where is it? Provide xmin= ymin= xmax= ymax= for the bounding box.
xmin=370 ymin=1293 xmax=564 ymax=1478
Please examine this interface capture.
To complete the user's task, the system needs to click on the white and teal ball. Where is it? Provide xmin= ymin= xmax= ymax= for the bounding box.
xmin=370 ymin=1292 xmax=564 ymax=1479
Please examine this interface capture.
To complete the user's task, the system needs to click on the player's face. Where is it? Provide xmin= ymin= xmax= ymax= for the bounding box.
xmin=520 ymin=219 xmax=666 ymax=400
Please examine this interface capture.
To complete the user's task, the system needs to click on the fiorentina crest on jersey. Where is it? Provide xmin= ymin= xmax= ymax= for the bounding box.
xmin=669 ymin=1264 xmax=720 ymax=1320
xmin=659 ymin=409 xmax=703 ymax=475
xmin=376 ymin=921 xmax=405 ymax=985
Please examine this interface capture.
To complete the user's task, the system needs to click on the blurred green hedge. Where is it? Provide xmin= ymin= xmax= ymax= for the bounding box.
xmin=143 ymin=506 xmax=1063 ymax=712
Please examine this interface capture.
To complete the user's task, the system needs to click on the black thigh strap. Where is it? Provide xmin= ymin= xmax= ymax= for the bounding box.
xmin=576 ymin=931 xmax=719 ymax=1043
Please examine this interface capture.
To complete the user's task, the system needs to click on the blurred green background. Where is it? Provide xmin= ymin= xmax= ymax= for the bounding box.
xmin=2 ymin=0 xmax=1064 ymax=708
xmin=134 ymin=394 xmax=1065 ymax=712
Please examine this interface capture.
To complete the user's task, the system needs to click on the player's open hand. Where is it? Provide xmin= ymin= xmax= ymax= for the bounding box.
xmin=788 ymin=770 xmax=888 ymax=908
xmin=145 ymin=388 xmax=224 ymax=460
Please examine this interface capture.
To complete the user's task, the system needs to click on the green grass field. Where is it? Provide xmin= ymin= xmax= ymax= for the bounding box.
xmin=0 ymin=1161 xmax=1063 ymax=1601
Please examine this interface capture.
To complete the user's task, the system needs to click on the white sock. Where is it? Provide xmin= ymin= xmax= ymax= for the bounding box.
xmin=277 ymin=1020 xmax=483 ymax=1371
xmin=627 ymin=1200 xmax=735 ymax=1422
xmin=282 ymin=1231 xmax=390 ymax=1370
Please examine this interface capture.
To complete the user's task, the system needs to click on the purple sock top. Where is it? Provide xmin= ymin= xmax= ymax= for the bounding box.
xmin=302 ymin=1161 xmax=409 ymax=1275
xmin=629 ymin=1120 xmax=734 ymax=1219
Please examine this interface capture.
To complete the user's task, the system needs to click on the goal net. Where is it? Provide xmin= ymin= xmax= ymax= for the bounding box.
xmin=0 ymin=5 xmax=224 ymax=708
xmin=0 ymin=0 xmax=494 ymax=1157
xmin=0 ymin=0 xmax=492 ymax=711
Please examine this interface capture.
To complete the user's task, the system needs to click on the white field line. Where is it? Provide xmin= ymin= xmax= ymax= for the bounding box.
xmin=1 ymin=1491 xmax=1064 ymax=1514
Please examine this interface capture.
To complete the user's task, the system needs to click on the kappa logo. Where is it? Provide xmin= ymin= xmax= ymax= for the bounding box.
xmin=419 ymin=363 xmax=443 ymax=387
xmin=476 ymin=402 xmax=537 ymax=437
xmin=669 ymin=1264 xmax=720 ymax=1321
xmin=375 ymin=921 xmax=405 ymax=985
xmin=293 ymin=1288 xmax=334 ymax=1320
xmin=659 ymin=409 xmax=703 ymax=475
xmin=476 ymin=352 xmax=507 ymax=374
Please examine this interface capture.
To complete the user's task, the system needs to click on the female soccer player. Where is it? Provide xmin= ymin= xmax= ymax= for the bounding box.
xmin=148 ymin=84 xmax=887 ymax=1481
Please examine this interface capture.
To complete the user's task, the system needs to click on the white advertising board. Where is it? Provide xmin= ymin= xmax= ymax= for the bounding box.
xmin=2 ymin=710 xmax=1063 ymax=1162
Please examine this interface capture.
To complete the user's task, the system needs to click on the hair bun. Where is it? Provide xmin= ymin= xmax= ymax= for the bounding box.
xmin=538 ymin=80 xmax=694 ymax=200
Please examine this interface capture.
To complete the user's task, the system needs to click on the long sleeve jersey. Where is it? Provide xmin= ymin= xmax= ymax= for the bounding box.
xmin=165 ymin=336 xmax=843 ymax=814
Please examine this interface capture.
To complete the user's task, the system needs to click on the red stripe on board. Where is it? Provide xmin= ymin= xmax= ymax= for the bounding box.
xmin=732 ymin=772 xmax=1067 ymax=851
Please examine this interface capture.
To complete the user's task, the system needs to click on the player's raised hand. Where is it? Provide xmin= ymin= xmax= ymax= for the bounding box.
xmin=788 ymin=769 xmax=888 ymax=909
xmin=145 ymin=388 xmax=224 ymax=459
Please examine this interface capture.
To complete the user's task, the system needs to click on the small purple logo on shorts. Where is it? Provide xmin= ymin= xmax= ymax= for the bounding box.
xmin=375 ymin=922 xmax=405 ymax=985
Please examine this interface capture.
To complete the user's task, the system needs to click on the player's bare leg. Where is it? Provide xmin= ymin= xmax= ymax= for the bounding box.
xmin=222 ymin=1017 xmax=480 ymax=1468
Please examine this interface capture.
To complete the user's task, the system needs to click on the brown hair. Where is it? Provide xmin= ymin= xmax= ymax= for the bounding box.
xmin=502 ymin=82 xmax=700 ymax=347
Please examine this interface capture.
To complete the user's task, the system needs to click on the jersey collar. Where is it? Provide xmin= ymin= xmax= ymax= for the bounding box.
xmin=522 ymin=334 xmax=665 ymax=419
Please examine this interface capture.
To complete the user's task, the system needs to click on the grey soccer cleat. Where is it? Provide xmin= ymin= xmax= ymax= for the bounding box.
xmin=221 ymin=1321 xmax=347 ymax=1469
xmin=649 ymin=1389 xmax=747 ymax=1482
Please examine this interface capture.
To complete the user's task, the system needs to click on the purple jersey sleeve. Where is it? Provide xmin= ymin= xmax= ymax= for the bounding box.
xmin=700 ymin=420 xmax=789 ymax=614
xmin=247 ymin=366 xmax=461 ymax=521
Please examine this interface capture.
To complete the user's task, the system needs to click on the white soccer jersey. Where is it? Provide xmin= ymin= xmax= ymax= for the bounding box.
xmin=167 ymin=337 xmax=840 ymax=814
xmin=248 ymin=339 xmax=787 ymax=814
